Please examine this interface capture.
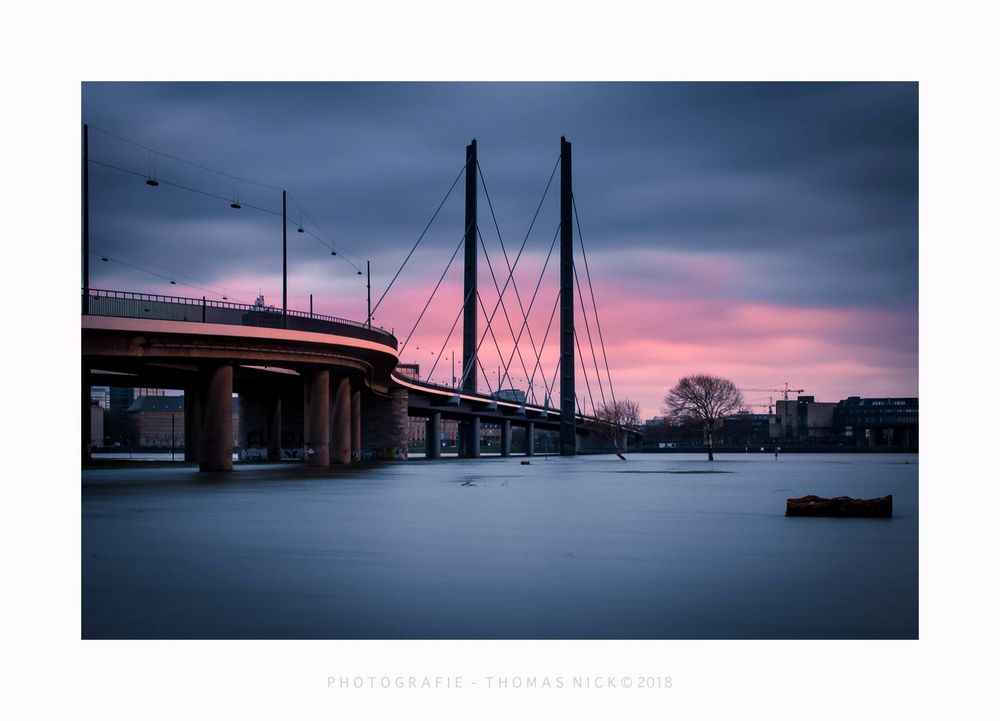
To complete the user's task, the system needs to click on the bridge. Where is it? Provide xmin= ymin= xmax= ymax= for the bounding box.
xmin=82 ymin=133 xmax=640 ymax=470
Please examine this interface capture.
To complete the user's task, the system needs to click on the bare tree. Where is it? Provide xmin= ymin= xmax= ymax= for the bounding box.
xmin=663 ymin=374 xmax=743 ymax=461
xmin=594 ymin=398 xmax=641 ymax=457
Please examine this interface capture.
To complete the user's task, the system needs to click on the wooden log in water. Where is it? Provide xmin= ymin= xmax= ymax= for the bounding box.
xmin=785 ymin=494 xmax=892 ymax=518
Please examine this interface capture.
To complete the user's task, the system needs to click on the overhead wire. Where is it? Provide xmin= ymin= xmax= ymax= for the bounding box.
xmin=90 ymin=235 xmax=255 ymax=302
xmin=88 ymin=124 xmax=284 ymax=191
xmin=88 ymin=126 xmax=365 ymax=275
xmin=88 ymin=250 xmax=252 ymax=303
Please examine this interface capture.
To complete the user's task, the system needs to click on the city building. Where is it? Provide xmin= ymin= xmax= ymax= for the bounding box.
xmin=773 ymin=396 xmax=836 ymax=442
xmin=396 ymin=363 xmax=420 ymax=380
xmin=125 ymin=395 xmax=241 ymax=449
xmin=834 ymin=397 xmax=918 ymax=448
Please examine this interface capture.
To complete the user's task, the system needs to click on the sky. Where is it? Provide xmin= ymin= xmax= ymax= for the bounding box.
xmin=82 ymin=82 xmax=917 ymax=418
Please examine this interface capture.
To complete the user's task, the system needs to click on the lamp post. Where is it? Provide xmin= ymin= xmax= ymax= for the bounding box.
xmin=282 ymin=190 xmax=287 ymax=328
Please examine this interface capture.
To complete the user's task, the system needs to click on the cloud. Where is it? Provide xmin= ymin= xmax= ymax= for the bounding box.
xmin=82 ymin=82 xmax=918 ymax=415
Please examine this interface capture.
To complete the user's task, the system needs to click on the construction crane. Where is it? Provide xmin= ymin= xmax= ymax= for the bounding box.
xmin=741 ymin=399 xmax=775 ymax=414
xmin=739 ymin=383 xmax=805 ymax=405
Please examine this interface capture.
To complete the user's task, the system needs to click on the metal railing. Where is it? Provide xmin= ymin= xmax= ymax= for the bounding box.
xmin=84 ymin=288 xmax=397 ymax=350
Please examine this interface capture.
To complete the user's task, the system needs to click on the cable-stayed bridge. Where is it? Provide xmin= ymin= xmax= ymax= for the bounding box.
xmin=81 ymin=131 xmax=639 ymax=470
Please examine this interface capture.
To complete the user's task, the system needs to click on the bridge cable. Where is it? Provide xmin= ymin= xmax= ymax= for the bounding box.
xmin=477 ymin=161 xmax=549 ymax=399
xmin=574 ymin=327 xmax=597 ymax=419
xmin=454 ymin=156 xmax=561 ymax=392
xmin=476 ymin=290 xmax=516 ymax=396
xmin=492 ymin=221 xmax=561 ymax=402
xmin=546 ymin=356 xmax=561 ymax=410
xmin=399 ymin=220 xmax=473 ymax=354
xmin=573 ymin=261 xmax=607 ymax=409
xmin=476 ymin=355 xmax=495 ymax=397
xmin=457 ymin=220 xmax=561 ymax=398
xmin=525 ymin=288 xmax=561 ymax=408
xmin=572 ymin=193 xmax=618 ymax=407
xmin=370 ymin=158 xmax=471 ymax=317
xmin=477 ymin=226 xmax=538 ymax=402
xmin=426 ymin=284 xmax=476 ymax=386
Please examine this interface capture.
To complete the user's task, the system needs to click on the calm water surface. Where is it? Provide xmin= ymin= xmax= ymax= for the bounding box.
xmin=82 ymin=453 xmax=918 ymax=639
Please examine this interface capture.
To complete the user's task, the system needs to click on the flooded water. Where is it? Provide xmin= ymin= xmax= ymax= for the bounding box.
xmin=82 ymin=453 xmax=918 ymax=639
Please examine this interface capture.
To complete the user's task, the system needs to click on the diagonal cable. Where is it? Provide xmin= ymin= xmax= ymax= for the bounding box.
xmin=371 ymin=157 xmax=471 ymax=316
xmin=525 ymin=289 xmax=560 ymax=408
xmin=426 ymin=284 xmax=475 ymax=384
xmin=477 ymin=226 xmax=536 ymax=400
xmin=400 ymin=220 xmax=472 ymax=353
xmin=455 ymin=157 xmax=561 ymax=392
xmin=574 ymin=327 xmax=596 ymax=419
xmin=476 ymin=290 xmax=515 ymax=397
xmin=477 ymin=161 xmax=548 ymax=397
xmin=572 ymin=193 xmax=617 ymax=406
xmin=573 ymin=261 xmax=607 ymax=408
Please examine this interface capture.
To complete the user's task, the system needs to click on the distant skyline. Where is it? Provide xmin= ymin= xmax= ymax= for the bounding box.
xmin=82 ymin=82 xmax=917 ymax=415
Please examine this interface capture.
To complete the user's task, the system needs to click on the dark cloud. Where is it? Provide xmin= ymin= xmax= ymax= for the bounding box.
xmin=82 ymin=81 xmax=917 ymax=318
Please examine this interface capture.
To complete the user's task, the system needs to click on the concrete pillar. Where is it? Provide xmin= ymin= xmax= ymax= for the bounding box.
xmin=426 ymin=411 xmax=441 ymax=459
xmin=268 ymin=394 xmax=282 ymax=461
xmin=184 ymin=386 xmax=202 ymax=462
xmin=304 ymin=368 xmax=330 ymax=466
xmin=526 ymin=421 xmax=535 ymax=456
xmin=500 ymin=418 xmax=511 ymax=457
xmin=466 ymin=416 xmax=482 ymax=458
xmin=331 ymin=376 xmax=351 ymax=465
xmin=199 ymin=364 xmax=233 ymax=471
xmin=351 ymin=388 xmax=361 ymax=462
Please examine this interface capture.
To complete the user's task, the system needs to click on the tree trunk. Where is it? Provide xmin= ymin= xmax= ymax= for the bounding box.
xmin=706 ymin=424 xmax=714 ymax=461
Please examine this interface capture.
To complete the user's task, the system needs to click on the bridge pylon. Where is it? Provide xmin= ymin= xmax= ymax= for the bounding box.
xmin=559 ymin=136 xmax=576 ymax=455
xmin=458 ymin=138 xmax=479 ymax=457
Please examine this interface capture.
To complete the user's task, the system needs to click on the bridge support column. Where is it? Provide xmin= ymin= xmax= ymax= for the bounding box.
xmin=268 ymin=394 xmax=282 ymax=461
xmin=459 ymin=417 xmax=481 ymax=458
xmin=351 ymin=387 xmax=361 ymax=462
xmin=526 ymin=421 xmax=535 ymax=456
xmin=198 ymin=363 xmax=233 ymax=471
xmin=304 ymin=368 xmax=330 ymax=466
xmin=426 ymin=412 xmax=441 ymax=459
xmin=331 ymin=376 xmax=351 ymax=465
xmin=500 ymin=419 xmax=511 ymax=457
xmin=184 ymin=386 xmax=202 ymax=463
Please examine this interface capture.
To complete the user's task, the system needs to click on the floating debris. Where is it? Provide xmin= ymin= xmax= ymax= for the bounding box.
xmin=786 ymin=494 xmax=892 ymax=518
